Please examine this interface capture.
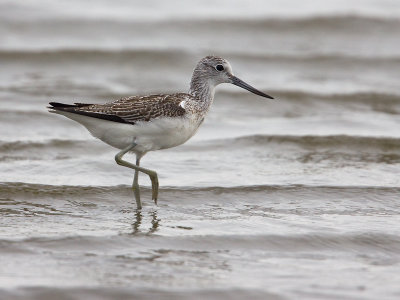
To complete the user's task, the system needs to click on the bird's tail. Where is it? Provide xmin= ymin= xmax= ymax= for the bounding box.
xmin=47 ymin=102 xmax=92 ymax=113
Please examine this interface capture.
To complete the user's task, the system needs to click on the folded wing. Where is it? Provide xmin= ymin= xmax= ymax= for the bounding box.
xmin=49 ymin=94 xmax=187 ymax=125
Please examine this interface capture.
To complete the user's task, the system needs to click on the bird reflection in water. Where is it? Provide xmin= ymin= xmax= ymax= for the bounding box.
xmin=131 ymin=209 xmax=160 ymax=235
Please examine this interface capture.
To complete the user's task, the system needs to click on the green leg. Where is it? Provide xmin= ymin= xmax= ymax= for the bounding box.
xmin=132 ymin=156 xmax=141 ymax=208
xmin=114 ymin=143 xmax=159 ymax=209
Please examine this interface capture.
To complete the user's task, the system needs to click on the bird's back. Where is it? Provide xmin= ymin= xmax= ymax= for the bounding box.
xmin=48 ymin=93 xmax=203 ymax=152
xmin=49 ymin=93 xmax=190 ymax=125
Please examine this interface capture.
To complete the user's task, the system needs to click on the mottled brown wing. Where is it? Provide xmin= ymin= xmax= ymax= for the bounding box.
xmin=50 ymin=94 xmax=187 ymax=125
xmin=107 ymin=94 xmax=187 ymax=123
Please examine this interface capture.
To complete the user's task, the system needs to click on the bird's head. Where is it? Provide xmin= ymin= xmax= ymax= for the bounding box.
xmin=192 ymin=56 xmax=274 ymax=99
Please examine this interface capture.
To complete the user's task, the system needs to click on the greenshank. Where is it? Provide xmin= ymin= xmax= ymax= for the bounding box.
xmin=48 ymin=56 xmax=273 ymax=209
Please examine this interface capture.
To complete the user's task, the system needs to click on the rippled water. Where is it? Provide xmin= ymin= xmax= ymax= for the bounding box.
xmin=1 ymin=0 xmax=400 ymax=299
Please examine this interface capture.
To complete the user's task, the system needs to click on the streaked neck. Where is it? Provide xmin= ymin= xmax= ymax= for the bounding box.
xmin=189 ymin=70 xmax=216 ymax=109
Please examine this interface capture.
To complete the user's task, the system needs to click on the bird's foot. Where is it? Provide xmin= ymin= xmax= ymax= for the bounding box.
xmin=148 ymin=172 xmax=159 ymax=204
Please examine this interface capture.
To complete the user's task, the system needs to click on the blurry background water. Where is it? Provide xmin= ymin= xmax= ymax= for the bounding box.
xmin=0 ymin=0 xmax=400 ymax=299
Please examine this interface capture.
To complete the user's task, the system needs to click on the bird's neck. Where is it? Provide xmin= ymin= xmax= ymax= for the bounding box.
xmin=188 ymin=70 xmax=216 ymax=111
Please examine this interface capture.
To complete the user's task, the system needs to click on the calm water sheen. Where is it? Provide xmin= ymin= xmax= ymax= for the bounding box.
xmin=1 ymin=1 xmax=400 ymax=299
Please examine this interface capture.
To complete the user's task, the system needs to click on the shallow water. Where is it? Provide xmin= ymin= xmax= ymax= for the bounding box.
xmin=1 ymin=0 xmax=400 ymax=299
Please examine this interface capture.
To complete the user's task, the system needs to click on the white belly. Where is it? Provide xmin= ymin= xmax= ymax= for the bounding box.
xmin=133 ymin=116 xmax=201 ymax=152
xmin=55 ymin=111 xmax=202 ymax=153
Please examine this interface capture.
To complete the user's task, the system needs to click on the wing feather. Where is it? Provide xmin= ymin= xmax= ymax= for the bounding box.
xmin=49 ymin=93 xmax=188 ymax=125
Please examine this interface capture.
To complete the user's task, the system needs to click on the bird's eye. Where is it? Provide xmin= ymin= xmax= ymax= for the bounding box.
xmin=215 ymin=64 xmax=224 ymax=71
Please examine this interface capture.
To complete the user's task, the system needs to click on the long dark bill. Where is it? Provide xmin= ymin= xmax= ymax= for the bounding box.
xmin=230 ymin=75 xmax=274 ymax=99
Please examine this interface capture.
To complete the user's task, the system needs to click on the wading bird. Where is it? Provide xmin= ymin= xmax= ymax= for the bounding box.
xmin=49 ymin=56 xmax=273 ymax=209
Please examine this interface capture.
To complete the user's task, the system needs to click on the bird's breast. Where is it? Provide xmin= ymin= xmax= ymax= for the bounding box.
xmin=134 ymin=114 xmax=203 ymax=152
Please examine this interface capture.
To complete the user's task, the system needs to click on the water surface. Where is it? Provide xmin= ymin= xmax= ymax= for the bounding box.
xmin=1 ymin=0 xmax=400 ymax=299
